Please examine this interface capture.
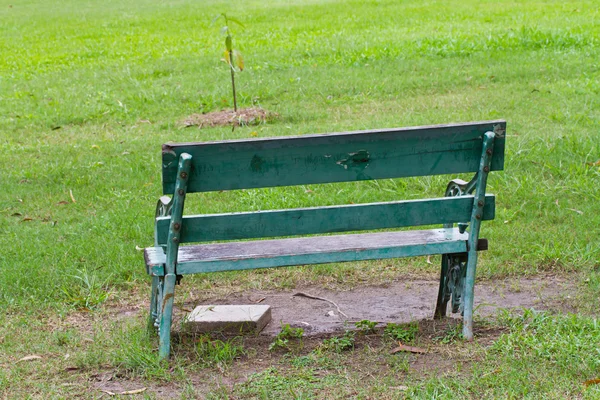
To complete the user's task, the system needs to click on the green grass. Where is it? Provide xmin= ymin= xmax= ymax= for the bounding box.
xmin=408 ymin=311 xmax=600 ymax=398
xmin=0 ymin=0 xmax=599 ymax=397
xmin=213 ymin=312 xmax=600 ymax=399
xmin=269 ymin=324 xmax=305 ymax=352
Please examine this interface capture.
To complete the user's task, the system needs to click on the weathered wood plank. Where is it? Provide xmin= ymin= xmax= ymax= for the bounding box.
xmin=155 ymin=195 xmax=495 ymax=245
xmin=162 ymin=121 xmax=506 ymax=193
xmin=145 ymin=228 xmax=470 ymax=275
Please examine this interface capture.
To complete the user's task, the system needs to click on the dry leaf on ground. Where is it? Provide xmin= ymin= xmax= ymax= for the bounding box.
xmin=18 ymin=355 xmax=42 ymax=362
xmin=100 ymin=388 xmax=146 ymax=396
xmin=120 ymin=388 xmax=147 ymax=395
xmin=390 ymin=343 xmax=427 ymax=354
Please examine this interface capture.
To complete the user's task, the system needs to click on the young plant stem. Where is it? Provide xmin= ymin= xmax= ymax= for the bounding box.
xmin=229 ymin=49 xmax=237 ymax=112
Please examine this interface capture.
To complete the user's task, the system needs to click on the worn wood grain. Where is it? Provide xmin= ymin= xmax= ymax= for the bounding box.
xmin=145 ymin=228 xmax=471 ymax=275
xmin=155 ymin=195 xmax=495 ymax=245
xmin=162 ymin=121 xmax=506 ymax=194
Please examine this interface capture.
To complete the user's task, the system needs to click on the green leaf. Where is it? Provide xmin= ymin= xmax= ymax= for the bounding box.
xmin=226 ymin=16 xmax=245 ymax=29
xmin=225 ymin=35 xmax=233 ymax=51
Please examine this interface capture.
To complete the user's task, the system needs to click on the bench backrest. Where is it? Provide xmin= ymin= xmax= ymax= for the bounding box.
xmin=157 ymin=120 xmax=505 ymax=245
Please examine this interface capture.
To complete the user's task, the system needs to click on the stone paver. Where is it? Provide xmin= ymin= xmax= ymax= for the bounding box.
xmin=184 ymin=304 xmax=272 ymax=334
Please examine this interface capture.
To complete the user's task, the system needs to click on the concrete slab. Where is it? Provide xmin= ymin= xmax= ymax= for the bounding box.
xmin=184 ymin=305 xmax=272 ymax=334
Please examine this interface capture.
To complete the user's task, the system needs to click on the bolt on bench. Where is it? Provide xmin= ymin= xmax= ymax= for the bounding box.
xmin=144 ymin=120 xmax=506 ymax=358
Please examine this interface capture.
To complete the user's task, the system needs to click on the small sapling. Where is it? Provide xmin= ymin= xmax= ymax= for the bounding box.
xmin=216 ymin=13 xmax=244 ymax=112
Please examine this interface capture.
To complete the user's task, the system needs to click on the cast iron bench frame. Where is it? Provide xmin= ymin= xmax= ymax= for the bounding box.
xmin=144 ymin=120 xmax=506 ymax=358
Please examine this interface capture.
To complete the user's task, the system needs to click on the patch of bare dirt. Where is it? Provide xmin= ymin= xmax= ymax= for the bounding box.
xmin=92 ymin=374 xmax=178 ymax=399
xmin=173 ymin=274 xmax=576 ymax=337
xmin=69 ymin=274 xmax=580 ymax=398
xmin=182 ymin=107 xmax=272 ymax=128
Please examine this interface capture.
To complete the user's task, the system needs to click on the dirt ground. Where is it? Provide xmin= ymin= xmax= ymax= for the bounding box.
xmin=94 ymin=274 xmax=577 ymax=397
xmin=173 ymin=274 xmax=576 ymax=337
xmin=181 ymin=107 xmax=270 ymax=128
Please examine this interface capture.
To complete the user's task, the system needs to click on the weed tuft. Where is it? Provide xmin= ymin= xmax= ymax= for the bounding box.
xmin=433 ymin=323 xmax=463 ymax=344
xmin=289 ymin=355 xmax=315 ymax=368
xmin=52 ymin=329 xmax=77 ymax=347
xmin=109 ymin=325 xmax=171 ymax=379
xmin=355 ymin=319 xmax=377 ymax=334
xmin=269 ymin=324 xmax=304 ymax=352
xmin=384 ymin=322 xmax=418 ymax=343
xmin=195 ymin=335 xmax=245 ymax=370
xmin=320 ymin=330 xmax=355 ymax=353
xmin=61 ymin=268 xmax=112 ymax=310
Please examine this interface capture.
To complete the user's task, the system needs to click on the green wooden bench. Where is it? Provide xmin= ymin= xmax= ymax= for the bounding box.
xmin=144 ymin=120 xmax=506 ymax=358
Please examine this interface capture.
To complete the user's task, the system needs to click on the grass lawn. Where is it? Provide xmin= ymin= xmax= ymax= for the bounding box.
xmin=1 ymin=0 xmax=599 ymax=398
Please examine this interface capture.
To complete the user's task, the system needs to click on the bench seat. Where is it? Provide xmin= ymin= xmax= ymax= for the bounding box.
xmin=145 ymin=228 xmax=473 ymax=275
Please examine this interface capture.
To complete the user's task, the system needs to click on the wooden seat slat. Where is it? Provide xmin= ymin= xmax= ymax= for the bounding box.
xmin=146 ymin=228 xmax=469 ymax=275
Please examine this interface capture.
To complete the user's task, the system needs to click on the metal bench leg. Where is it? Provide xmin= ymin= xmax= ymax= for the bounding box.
xmin=462 ymin=131 xmax=495 ymax=340
xmin=434 ymin=254 xmax=450 ymax=319
xmin=148 ymin=276 xmax=159 ymax=332
xmin=462 ymin=250 xmax=478 ymax=340
xmin=158 ymin=274 xmax=176 ymax=359
xmin=157 ymin=152 xmax=192 ymax=359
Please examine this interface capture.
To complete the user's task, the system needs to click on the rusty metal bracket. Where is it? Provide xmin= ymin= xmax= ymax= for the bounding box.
xmin=445 ymin=174 xmax=478 ymax=197
xmin=444 ymin=175 xmax=477 ymax=233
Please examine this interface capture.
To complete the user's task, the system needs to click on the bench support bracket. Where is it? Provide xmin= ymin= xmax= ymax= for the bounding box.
xmin=463 ymin=132 xmax=495 ymax=339
xmin=148 ymin=196 xmax=171 ymax=332
xmin=434 ymin=253 xmax=467 ymax=318
xmin=434 ymin=131 xmax=495 ymax=341
xmin=150 ymin=154 xmax=192 ymax=359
